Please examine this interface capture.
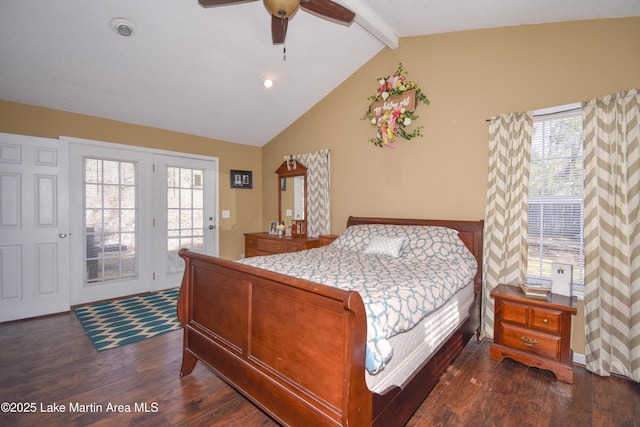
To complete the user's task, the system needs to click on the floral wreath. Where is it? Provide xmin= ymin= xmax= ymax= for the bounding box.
xmin=363 ymin=63 xmax=430 ymax=148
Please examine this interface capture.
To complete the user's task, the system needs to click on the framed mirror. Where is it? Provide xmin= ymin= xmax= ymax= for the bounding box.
xmin=276 ymin=158 xmax=307 ymax=236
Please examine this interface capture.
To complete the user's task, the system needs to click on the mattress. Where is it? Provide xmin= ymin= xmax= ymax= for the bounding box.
xmin=366 ymin=282 xmax=475 ymax=393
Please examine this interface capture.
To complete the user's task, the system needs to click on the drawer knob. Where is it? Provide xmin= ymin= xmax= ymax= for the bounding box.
xmin=543 ymin=318 xmax=549 ymax=324
xmin=520 ymin=336 xmax=538 ymax=347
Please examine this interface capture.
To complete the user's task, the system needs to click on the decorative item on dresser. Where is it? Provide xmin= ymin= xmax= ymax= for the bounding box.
xmin=490 ymin=283 xmax=577 ymax=383
xmin=244 ymin=232 xmax=319 ymax=257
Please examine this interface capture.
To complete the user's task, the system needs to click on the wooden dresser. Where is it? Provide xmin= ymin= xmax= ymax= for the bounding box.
xmin=244 ymin=232 xmax=320 ymax=258
xmin=318 ymin=234 xmax=339 ymax=247
xmin=490 ymin=284 xmax=577 ymax=383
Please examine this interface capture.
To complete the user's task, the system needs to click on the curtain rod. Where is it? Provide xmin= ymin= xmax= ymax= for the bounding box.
xmin=485 ymin=106 xmax=581 ymax=122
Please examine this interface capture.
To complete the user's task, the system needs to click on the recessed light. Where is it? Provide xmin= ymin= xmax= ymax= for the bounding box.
xmin=261 ymin=78 xmax=274 ymax=88
xmin=111 ymin=18 xmax=136 ymax=37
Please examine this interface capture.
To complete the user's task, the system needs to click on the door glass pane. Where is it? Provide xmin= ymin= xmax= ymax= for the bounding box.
xmin=84 ymin=158 xmax=137 ymax=284
xmin=166 ymin=166 xmax=205 ymax=273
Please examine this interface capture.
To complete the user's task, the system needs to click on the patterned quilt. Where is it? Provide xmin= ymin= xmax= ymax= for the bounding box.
xmin=239 ymin=225 xmax=478 ymax=374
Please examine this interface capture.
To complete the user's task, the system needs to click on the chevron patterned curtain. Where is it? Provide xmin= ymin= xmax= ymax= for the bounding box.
xmin=482 ymin=112 xmax=533 ymax=338
xmin=292 ymin=149 xmax=330 ymax=237
xmin=582 ymin=89 xmax=640 ymax=381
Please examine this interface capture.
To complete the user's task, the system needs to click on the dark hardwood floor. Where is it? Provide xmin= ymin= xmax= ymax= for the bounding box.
xmin=1 ymin=312 xmax=638 ymax=427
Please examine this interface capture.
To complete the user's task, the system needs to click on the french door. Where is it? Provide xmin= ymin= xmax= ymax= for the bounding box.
xmin=152 ymin=155 xmax=218 ymax=290
xmin=69 ymin=140 xmax=217 ymax=305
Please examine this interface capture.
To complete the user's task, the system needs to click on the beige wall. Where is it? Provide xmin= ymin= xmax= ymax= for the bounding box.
xmin=262 ymin=17 xmax=640 ymax=355
xmin=0 ymin=100 xmax=263 ymax=260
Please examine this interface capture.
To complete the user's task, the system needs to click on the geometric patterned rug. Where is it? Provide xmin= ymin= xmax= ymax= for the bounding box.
xmin=74 ymin=288 xmax=182 ymax=352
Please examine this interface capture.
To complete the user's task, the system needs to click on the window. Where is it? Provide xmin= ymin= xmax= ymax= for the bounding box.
xmin=527 ymin=105 xmax=584 ymax=296
xmin=84 ymin=158 xmax=137 ymax=284
xmin=166 ymin=166 xmax=205 ymax=273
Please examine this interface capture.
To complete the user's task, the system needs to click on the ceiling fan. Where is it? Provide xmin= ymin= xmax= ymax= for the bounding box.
xmin=197 ymin=0 xmax=356 ymax=45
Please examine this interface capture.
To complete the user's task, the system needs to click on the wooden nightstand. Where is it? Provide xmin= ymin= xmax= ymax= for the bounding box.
xmin=490 ymin=284 xmax=577 ymax=383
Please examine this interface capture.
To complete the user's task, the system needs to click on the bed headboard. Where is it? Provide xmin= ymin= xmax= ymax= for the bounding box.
xmin=345 ymin=216 xmax=484 ymax=293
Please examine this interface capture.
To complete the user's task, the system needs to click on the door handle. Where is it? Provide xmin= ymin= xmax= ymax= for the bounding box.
xmin=58 ymin=233 xmax=68 ymax=238
xmin=208 ymin=225 xmax=215 ymax=230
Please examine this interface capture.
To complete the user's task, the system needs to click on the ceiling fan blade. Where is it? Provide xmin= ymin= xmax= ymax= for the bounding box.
xmin=271 ymin=15 xmax=288 ymax=44
xmin=300 ymin=0 xmax=355 ymax=25
xmin=197 ymin=0 xmax=257 ymax=7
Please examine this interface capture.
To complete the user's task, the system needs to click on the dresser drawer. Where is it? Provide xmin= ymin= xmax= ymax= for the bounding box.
xmin=500 ymin=300 xmax=528 ymax=326
xmin=286 ymin=242 xmax=305 ymax=252
xmin=257 ymin=239 xmax=287 ymax=253
xmin=244 ymin=233 xmax=319 ymax=258
xmin=246 ymin=247 xmax=270 ymax=258
xmin=245 ymin=235 xmax=258 ymax=249
xmin=501 ymin=323 xmax=561 ymax=361
xmin=530 ymin=307 xmax=562 ymax=334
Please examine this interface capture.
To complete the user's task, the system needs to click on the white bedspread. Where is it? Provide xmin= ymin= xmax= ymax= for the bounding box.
xmin=239 ymin=225 xmax=477 ymax=373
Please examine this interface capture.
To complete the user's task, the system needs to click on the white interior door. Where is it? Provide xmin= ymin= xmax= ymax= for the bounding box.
xmin=152 ymin=155 xmax=218 ymax=291
xmin=0 ymin=133 xmax=70 ymax=322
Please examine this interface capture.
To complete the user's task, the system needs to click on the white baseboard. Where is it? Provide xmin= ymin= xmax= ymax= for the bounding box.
xmin=573 ymin=352 xmax=586 ymax=366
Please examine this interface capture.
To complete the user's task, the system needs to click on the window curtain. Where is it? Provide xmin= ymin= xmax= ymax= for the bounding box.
xmin=292 ymin=149 xmax=330 ymax=237
xmin=582 ymin=89 xmax=640 ymax=381
xmin=482 ymin=112 xmax=533 ymax=338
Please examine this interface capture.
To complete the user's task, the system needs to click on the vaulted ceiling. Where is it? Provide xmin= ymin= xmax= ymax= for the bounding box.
xmin=1 ymin=0 xmax=638 ymax=146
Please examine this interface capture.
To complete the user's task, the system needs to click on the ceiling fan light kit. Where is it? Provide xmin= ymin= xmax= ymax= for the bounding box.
xmin=264 ymin=0 xmax=300 ymax=18
xmin=197 ymin=0 xmax=354 ymax=45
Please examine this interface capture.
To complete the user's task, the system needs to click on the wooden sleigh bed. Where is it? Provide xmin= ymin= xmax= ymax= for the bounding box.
xmin=177 ymin=216 xmax=484 ymax=426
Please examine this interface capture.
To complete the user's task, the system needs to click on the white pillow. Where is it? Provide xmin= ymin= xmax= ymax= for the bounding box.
xmin=363 ymin=236 xmax=406 ymax=258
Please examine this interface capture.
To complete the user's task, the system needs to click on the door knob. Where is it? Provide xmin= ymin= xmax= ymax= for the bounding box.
xmin=58 ymin=233 xmax=68 ymax=238
xmin=208 ymin=225 xmax=215 ymax=230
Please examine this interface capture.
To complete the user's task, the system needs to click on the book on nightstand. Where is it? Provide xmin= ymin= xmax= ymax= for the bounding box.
xmin=519 ymin=282 xmax=551 ymax=298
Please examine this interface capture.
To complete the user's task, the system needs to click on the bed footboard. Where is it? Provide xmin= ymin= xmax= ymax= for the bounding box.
xmin=177 ymin=249 xmax=372 ymax=426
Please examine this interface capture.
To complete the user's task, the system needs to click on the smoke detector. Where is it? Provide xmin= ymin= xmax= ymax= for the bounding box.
xmin=111 ymin=18 xmax=136 ymax=37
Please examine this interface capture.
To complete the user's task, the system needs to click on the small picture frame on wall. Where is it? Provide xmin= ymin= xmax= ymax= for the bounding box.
xmin=230 ymin=170 xmax=252 ymax=189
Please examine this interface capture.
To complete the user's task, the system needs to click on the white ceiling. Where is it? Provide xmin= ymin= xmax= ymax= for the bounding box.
xmin=1 ymin=0 xmax=638 ymax=147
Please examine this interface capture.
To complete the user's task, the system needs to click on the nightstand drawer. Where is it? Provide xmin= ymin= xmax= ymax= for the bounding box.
xmin=501 ymin=323 xmax=561 ymax=361
xmin=501 ymin=300 xmax=528 ymax=326
xmin=530 ymin=307 xmax=562 ymax=334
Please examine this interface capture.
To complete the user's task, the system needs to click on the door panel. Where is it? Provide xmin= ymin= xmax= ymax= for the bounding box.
xmin=69 ymin=144 xmax=153 ymax=305
xmin=0 ymin=133 xmax=69 ymax=322
xmin=152 ymin=155 xmax=218 ymax=291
